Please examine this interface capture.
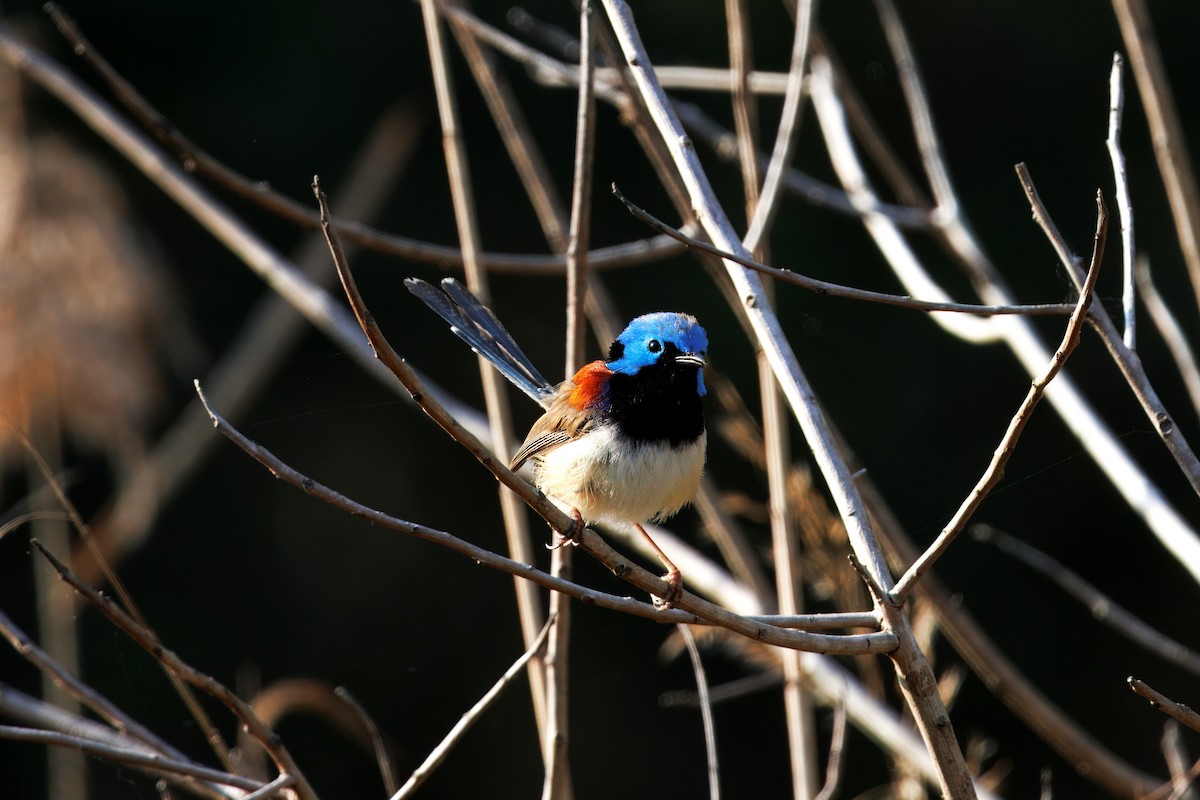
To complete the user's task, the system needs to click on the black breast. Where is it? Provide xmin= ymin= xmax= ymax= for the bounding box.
xmin=606 ymin=362 xmax=705 ymax=446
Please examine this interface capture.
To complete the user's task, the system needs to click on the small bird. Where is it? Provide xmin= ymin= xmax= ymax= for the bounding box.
xmin=406 ymin=277 xmax=708 ymax=608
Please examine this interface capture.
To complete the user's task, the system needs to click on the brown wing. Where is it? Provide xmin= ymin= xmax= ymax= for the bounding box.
xmin=509 ymin=392 xmax=599 ymax=471
xmin=509 ymin=361 xmax=610 ymax=471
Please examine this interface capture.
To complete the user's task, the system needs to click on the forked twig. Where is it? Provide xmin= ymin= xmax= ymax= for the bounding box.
xmin=890 ymin=192 xmax=1106 ymax=603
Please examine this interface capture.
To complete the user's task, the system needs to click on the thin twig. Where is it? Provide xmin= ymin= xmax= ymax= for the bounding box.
xmin=1136 ymin=256 xmax=1200 ymax=422
xmin=0 ymin=725 xmax=263 ymax=794
xmin=1106 ymin=52 xmax=1137 ymax=348
xmin=1111 ymin=0 xmax=1200 ymax=315
xmin=742 ymin=0 xmax=814 ymax=254
xmin=334 ymin=687 xmax=399 ymax=796
xmin=679 ymin=625 xmax=720 ymax=800
xmin=1130 ymin=678 xmax=1200 ymax=734
xmin=890 ymin=192 xmax=1106 ymax=603
xmin=1160 ymin=723 xmax=1198 ymax=800
xmin=974 ymin=525 xmax=1200 ymax=678
xmin=29 ymin=540 xmax=319 ymax=800
xmin=614 ymin=185 xmax=1075 ymax=318
xmin=391 ymin=617 xmax=555 ymax=800
xmin=813 ymin=698 xmax=849 ymax=800
xmin=418 ymin=0 xmax=551 ymax=759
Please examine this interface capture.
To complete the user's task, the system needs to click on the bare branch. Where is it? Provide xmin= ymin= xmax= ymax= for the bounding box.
xmin=1136 ymin=256 xmax=1200 ymax=422
xmin=891 ymin=192 xmax=1106 ymax=603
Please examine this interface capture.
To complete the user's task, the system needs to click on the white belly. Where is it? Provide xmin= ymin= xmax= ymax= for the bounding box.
xmin=534 ymin=426 xmax=706 ymax=525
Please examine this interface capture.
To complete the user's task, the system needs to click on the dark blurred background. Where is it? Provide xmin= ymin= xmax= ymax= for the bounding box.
xmin=2 ymin=0 xmax=1199 ymax=797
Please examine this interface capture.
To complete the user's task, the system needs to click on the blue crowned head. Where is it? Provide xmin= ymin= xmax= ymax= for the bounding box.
xmin=606 ymin=312 xmax=708 ymax=396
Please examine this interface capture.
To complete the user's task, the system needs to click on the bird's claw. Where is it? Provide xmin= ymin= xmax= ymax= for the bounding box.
xmin=651 ymin=569 xmax=683 ymax=610
xmin=547 ymin=509 xmax=586 ymax=550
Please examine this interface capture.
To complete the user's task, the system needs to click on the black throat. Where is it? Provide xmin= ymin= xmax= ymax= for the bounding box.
xmin=606 ymin=361 xmax=705 ymax=447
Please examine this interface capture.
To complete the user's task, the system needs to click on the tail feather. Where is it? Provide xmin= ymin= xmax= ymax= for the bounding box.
xmin=406 ymin=278 xmax=555 ymax=406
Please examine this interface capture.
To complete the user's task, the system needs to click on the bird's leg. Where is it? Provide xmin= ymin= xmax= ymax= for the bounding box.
xmin=634 ymin=523 xmax=682 ymax=610
xmin=547 ymin=508 xmax=586 ymax=550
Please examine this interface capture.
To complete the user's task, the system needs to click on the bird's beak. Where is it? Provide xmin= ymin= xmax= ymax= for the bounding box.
xmin=675 ymin=352 xmax=706 ymax=368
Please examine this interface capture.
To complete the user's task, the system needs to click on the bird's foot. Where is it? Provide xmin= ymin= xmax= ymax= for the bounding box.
xmin=651 ymin=568 xmax=683 ymax=610
xmin=547 ymin=509 xmax=585 ymax=550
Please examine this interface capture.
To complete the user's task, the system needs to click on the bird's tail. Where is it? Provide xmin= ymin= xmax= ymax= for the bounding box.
xmin=406 ymin=278 xmax=555 ymax=407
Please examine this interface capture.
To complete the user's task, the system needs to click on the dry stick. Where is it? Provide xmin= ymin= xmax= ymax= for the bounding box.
xmin=597 ymin=4 xmax=975 ymax=797
xmin=614 ymin=186 xmax=1075 ymax=318
xmin=1129 ymin=679 xmax=1200 ymax=735
xmin=742 ymin=0 xmax=815 ymax=254
xmin=812 ymin=698 xmax=848 ymax=800
xmin=541 ymin=3 xmax=598 ymax=797
xmin=308 ymin=188 xmax=896 ymax=655
xmin=890 ymin=193 xmax=1106 ymax=603
xmin=419 ymin=0 xmax=552 ymax=761
xmin=240 ymin=774 xmax=298 ymax=800
xmin=29 ymin=540 xmax=319 ymax=800
xmin=1137 ymin=257 xmax=1200 ymax=421
xmin=867 ymin=0 xmax=1200 ymax=583
xmin=8 ymin=426 xmax=238 ymax=775
xmin=42 ymin=3 xmax=679 ymax=276
xmin=390 ymin=617 xmax=555 ymax=800
xmin=974 ymin=525 xmax=1200 ymax=678
xmin=1015 ymin=164 xmax=1200 ymax=499
xmin=333 ymin=687 xmax=399 ymax=796
xmin=443 ymin=1 xmax=568 ymax=254
xmin=0 ymin=726 xmax=266 ymax=795
xmin=726 ymin=1 xmax=817 ymax=794
xmin=678 ymin=624 xmax=720 ymax=800
xmin=1106 ymin=52 xmax=1137 ymax=349
xmin=1111 ymin=0 xmax=1200 ymax=315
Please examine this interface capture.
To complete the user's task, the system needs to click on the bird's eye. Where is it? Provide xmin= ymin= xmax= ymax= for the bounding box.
xmin=647 ymin=339 xmax=662 ymax=353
